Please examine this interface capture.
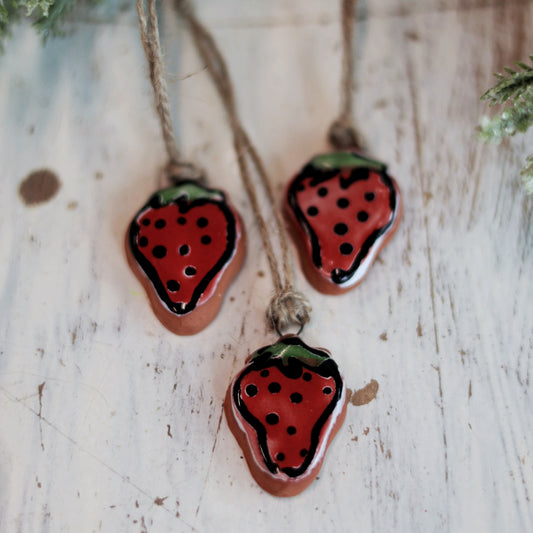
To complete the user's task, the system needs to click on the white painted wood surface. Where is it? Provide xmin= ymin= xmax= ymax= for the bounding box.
xmin=1 ymin=1 xmax=532 ymax=531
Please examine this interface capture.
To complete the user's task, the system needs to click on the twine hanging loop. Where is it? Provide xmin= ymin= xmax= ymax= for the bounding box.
xmin=163 ymin=160 xmax=206 ymax=184
xmin=137 ymin=0 xmax=204 ymax=184
xmin=267 ymin=287 xmax=312 ymax=337
xmin=328 ymin=119 xmax=361 ymax=151
xmin=328 ymin=0 xmax=362 ymax=151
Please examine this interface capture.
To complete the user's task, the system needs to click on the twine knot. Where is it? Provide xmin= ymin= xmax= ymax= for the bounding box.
xmin=164 ymin=160 xmax=206 ymax=184
xmin=267 ymin=287 xmax=312 ymax=336
xmin=327 ymin=119 xmax=361 ymax=151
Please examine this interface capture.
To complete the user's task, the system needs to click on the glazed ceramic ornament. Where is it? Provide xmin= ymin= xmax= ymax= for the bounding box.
xmin=126 ymin=179 xmax=245 ymax=335
xmin=225 ymin=335 xmax=347 ymax=497
xmin=130 ymin=2 xmax=247 ymax=335
xmin=285 ymin=152 xmax=401 ymax=294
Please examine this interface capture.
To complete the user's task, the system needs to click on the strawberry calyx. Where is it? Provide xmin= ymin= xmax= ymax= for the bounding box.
xmin=149 ymin=180 xmax=225 ymax=208
xmin=250 ymin=335 xmax=330 ymax=368
xmin=310 ymin=152 xmax=387 ymax=172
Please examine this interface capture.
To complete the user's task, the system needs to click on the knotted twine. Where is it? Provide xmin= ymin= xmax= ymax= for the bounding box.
xmin=137 ymin=0 xmax=204 ymax=182
xmin=137 ymin=0 xmax=312 ymax=335
xmin=328 ymin=0 xmax=362 ymax=151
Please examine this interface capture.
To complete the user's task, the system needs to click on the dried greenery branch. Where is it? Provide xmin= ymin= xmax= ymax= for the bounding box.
xmin=479 ymin=56 xmax=533 ymax=194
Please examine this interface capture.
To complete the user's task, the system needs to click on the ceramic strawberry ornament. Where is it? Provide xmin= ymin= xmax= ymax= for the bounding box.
xmin=285 ymin=0 xmax=402 ymax=294
xmin=225 ymin=335 xmax=347 ymax=496
xmin=285 ymin=152 xmax=401 ymax=294
xmin=127 ymin=1 xmax=245 ymax=335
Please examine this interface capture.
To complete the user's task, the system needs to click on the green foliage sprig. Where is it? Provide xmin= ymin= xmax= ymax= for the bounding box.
xmin=0 ymin=0 xmax=99 ymax=50
xmin=479 ymin=56 xmax=533 ymax=194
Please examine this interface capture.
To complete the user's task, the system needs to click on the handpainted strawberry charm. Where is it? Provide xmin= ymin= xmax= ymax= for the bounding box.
xmin=285 ymin=152 xmax=401 ymax=294
xmin=225 ymin=335 xmax=347 ymax=497
xmin=126 ymin=180 xmax=245 ymax=335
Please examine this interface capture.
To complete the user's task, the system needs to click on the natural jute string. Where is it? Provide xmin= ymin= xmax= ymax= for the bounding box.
xmin=328 ymin=0 xmax=361 ymax=150
xmin=137 ymin=0 xmax=204 ymax=181
xmin=174 ymin=0 xmax=312 ymax=334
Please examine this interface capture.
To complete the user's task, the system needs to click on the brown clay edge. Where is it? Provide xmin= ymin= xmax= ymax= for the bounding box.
xmin=224 ymin=381 xmax=348 ymax=497
xmin=284 ymin=178 xmax=403 ymax=295
xmin=125 ymin=214 xmax=246 ymax=336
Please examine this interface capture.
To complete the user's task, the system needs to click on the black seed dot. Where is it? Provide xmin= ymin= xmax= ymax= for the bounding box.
xmin=365 ymin=192 xmax=375 ymax=202
xmin=337 ymin=197 xmax=350 ymax=208
xmin=302 ymin=372 xmax=312 ymax=382
xmin=179 ymin=244 xmax=190 ymax=256
xmin=177 ymin=217 xmax=187 ymax=225
xmin=166 ymin=280 xmax=180 ymax=292
xmin=185 ymin=266 xmax=196 ymax=276
xmin=197 ymin=217 xmax=208 ymax=228
xmin=307 ymin=206 xmax=318 ymax=217
xmin=300 ymin=449 xmax=308 ymax=457
xmin=268 ymin=382 xmax=281 ymax=394
xmin=287 ymin=426 xmax=297 ymax=435
xmin=334 ymin=223 xmax=348 ymax=236
xmin=260 ymin=370 xmax=269 ymax=378
xmin=276 ymin=453 xmax=285 ymax=462
xmin=266 ymin=413 xmax=279 ymax=425
xmin=139 ymin=236 xmax=148 ymax=248
xmin=152 ymin=245 xmax=167 ymax=259
xmin=245 ymin=384 xmax=258 ymax=397
xmin=318 ymin=187 xmax=328 ymax=197
xmin=323 ymin=387 xmax=332 ymax=395
xmin=357 ymin=210 xmax=369 ymax=222
xmin=142 ymin=219 xmax=151 ymax=226
xmin=290 ymin=392 xmax=303 ymax=404
xmin=340 ymin=242 xmax=353 ymax=255
xmin=296 ymin=183 xmax=305 ymax=192
xmin=201 ymin=235 xmax=212 ymax=245
xmin=155 ymin=219 xmax=166 ymax=229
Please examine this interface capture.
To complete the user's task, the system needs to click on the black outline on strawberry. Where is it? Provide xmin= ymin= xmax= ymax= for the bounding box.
xmin=231 ymin=335 xmax=344 ymax=479
xmin=286 ymin=152 xmax=400 ymax=287
xmin=128 ymin=179 xmax=238 ymax=315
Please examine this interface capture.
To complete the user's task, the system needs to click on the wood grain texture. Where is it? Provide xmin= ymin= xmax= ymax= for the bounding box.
xmin=0 ymin=0 xmax=532 ymax=531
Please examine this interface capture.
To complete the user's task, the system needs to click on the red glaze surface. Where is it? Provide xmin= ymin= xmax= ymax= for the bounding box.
xmin=135 ymin=202 xmax=230 ymax=307
xmin=293 ymin=168 xmax=394 ymax=277
xmin=238 ymin=366 xmax=337 ymax=471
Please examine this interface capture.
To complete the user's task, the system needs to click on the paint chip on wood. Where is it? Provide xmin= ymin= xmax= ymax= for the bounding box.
xmin=19 ymin=169 xmax=61 ymax=206
xmin=348 ymin=379 xmax=379 ymax=406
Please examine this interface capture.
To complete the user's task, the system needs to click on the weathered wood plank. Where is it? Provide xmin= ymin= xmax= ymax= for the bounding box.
xmin=0 ymin=1 xmax=531 ymax=531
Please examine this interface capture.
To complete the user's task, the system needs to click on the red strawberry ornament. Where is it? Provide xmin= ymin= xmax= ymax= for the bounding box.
xmin=285 ymin=152 xmax=401 ymax=294
xmin=225 ymin=335 xmax=347 ymax=497
xmin=126 ymin=180 xmax=245 ymax=335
